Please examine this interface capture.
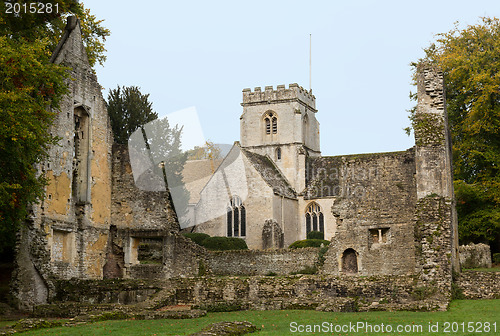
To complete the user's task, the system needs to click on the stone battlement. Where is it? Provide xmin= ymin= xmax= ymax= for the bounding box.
xmin=242 ymin=83 xmax=316 ymax=109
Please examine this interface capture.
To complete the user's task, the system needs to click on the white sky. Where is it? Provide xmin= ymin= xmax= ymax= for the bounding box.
xmin=83 ymin=0 xmax=500 ymax=156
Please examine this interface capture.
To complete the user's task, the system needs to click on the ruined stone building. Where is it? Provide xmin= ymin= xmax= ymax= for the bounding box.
xmin=13 ymin=17 xmax=461 ymax=311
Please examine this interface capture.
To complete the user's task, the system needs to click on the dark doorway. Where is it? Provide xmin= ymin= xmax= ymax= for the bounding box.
xmin=341 ymin=248 xmax=358 ymax=274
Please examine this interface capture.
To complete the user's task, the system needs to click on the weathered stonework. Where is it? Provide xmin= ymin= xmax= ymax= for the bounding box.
xmin=455 ymin=271 xmax=500 ymax=299
xmin=203 ymin=248 xmax=319 ymax=276
xmin=459 ymin=243 xmax=492 ymax=269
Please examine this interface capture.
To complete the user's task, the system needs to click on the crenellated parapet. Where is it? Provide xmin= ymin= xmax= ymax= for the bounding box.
xmin=242 ymin=83 xmax=316 ymax=110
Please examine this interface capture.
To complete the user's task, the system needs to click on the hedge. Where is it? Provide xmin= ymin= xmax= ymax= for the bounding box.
xmin=201 ymin=236 xmax=248 ymax=251
xmin=306 ymin=231 xmax=324 ymax=240
xmin=182 ymin=232 xmax=210 ymax=246
xmin=289 ymin=239 xmax=330 ymax=249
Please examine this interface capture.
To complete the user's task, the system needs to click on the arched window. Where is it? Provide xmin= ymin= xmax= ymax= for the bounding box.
xmin=227 ymin=196 xmax=246 ymax=237
xmin=276 ymin=147 xmax=281 ymax=161
xmin=305 ymin=202 xmax=324 ymax=235
xmin=264 ymin=111 xmax=277 ymax=135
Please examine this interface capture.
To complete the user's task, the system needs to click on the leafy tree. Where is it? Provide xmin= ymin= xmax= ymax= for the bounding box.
xmin=410 ymin=17 xmax=500 ymax=251
xmin=0 ymin=37 xmax=68 ymax=258
xmin=186 ymin=140 xmax=222 ymax=173
xmin=106 ymin=86 xmax=158 ymax=144
xmin=0 ymin=1 xmax=110 ymax=67
xmin=0 ymin=1 xmax=109 ymax=259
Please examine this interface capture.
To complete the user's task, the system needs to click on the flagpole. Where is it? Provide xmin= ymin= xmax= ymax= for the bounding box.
xmin=309 ymin=33 xmax=312 ymax=92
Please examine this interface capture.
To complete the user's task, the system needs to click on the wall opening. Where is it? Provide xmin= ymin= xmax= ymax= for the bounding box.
xmin=73 ymin=107 xmax=90 ymax=204
xmin=341 ymin=248 xmax=358 ymax=274
xmin=52 ymin=229 xmax=73 ymax=263
xmin=369 ymin=228 xmax=389 ymax=248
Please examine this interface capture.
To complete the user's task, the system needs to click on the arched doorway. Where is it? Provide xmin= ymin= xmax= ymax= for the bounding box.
xmin=341 ymin=248 xmax=358 ymax=274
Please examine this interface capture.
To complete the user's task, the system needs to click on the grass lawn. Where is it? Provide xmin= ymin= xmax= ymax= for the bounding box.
xmin=464 ymin=267 xmax=500 ymax=272
xmin=21 ymin=300 xmax=500 ymax=336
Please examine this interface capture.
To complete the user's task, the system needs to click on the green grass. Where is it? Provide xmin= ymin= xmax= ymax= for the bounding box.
xmin=19 ymin=300 xmax=500 ymax=336
xmin=464 ymin=267 xmax=500 ymax=272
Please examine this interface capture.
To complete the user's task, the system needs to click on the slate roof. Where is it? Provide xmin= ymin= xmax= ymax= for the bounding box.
xmin=241 ymin=149 xmax=297 ymax=199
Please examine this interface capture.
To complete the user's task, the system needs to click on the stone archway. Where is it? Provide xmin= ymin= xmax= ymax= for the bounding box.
xmin=341 ymin=248 xmax=358 ymax=274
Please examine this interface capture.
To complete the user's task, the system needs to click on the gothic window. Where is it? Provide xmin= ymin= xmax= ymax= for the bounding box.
xmin=276 ymin=147 xmax=281 ymax=161
xmin=264 ymin=111 xmax=277 ymax=135
xmin=227 ymin=196 xmax=246 ymax=237
xmin=305 ymin=202 xmax=324 ymax=234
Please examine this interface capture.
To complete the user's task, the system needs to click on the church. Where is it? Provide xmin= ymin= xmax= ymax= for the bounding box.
xmin=186 ymin=84 xmax=322 ymax=249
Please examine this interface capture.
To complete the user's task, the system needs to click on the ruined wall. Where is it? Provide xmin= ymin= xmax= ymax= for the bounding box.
xmin=111 ymin=144 xmax=178 ymax=231
xmin=203 ymin=248 xmax=319 ymax=276
xmin=455 ymin=271 xmax=500 ymax=299
xmin=414 ymin=62 xmax=460 ymax=274
xmin=412 ymin=63 xmax=459 ymax=299
xmin=314 ymin=150 xmax=417 ymax=276
xmin=13 ymin=18 xmax=113 ymax=309
xmin=459 ymin=243 xmax=492 ymax=269
xmin=52 ymin=275 xmax=448 ymax=312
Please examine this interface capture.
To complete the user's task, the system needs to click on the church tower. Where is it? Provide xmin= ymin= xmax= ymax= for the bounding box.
xmin=240 ymin=84 xmax=320 ymax=192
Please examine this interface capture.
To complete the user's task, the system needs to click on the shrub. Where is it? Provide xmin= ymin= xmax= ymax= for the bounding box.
xmin=290 ymin=265 xmax=317 ymax=275
xmin=493 ymin=253 xmax=500 ymax=265
xmin=201 ymin=236 xmax=248 ymax=251
xmin=289 ymin=239 xmax=330 ymax=249
xmin=182 ymin=232 xmax=210 ymax=246
xmin=307 ymin=231 xmax=324 ymax=240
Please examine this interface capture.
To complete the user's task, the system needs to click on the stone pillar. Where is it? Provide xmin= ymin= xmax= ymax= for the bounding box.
xmin=413 ymin=63 xmax=460 ymax=300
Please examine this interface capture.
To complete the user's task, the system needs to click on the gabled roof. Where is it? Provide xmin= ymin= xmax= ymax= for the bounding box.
xmin=241 ymin=148 xmax=297 ymax=199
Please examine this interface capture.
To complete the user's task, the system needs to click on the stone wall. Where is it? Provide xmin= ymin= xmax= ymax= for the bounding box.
xmin=203 ymin=248 xmax=320 ymax=276
xmin=315 ymin=150 xmax=417 ymax=276
xmin=111 ymin=144 xmax=178 ymax=232
xmin=414 ymin=196 xmax=454 ymax=298
xmin=459 ymin=243 xmax=492 ymax=269
xmin=51 ymin=276 xmax=448 ymax=312
xmin=455 ymin=271 xmax=500 ymax=299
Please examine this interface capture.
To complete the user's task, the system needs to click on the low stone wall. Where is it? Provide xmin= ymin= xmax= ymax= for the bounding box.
xmin=203 ymin=248 xmax=320 ymax=276
xmin=455 ymin=271 xmax=500 ymax=299
xmin=459 ymin=243 xmax=492 ymax=269
xmin=52 ymin=275 xmax=448 ymax=312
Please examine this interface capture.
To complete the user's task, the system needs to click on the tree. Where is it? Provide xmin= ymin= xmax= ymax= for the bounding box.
xmin=186 ymin=141 xmax=222 ymax=173
xmin=0 ymin=1 xmax=109 ymax=259
xmin=127 ymin=115 xmax=190 ymax=226
xmin=106 ymin=86 xmax=159 ymax=144
xmin=0 ymin=37 xmax=68 ymax=258
xmin=0 ymin=1 xmax=110 ymax=67
xmin=409 ymin=17 xmax=500 ymax=251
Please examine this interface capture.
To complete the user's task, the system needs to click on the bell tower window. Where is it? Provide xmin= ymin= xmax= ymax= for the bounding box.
xmin=264 ymin=111 xmax=277 ymax=135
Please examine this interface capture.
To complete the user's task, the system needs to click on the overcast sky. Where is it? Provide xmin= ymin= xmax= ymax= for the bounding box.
xmin=83 ymin=0 xmax=500 ymax=156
